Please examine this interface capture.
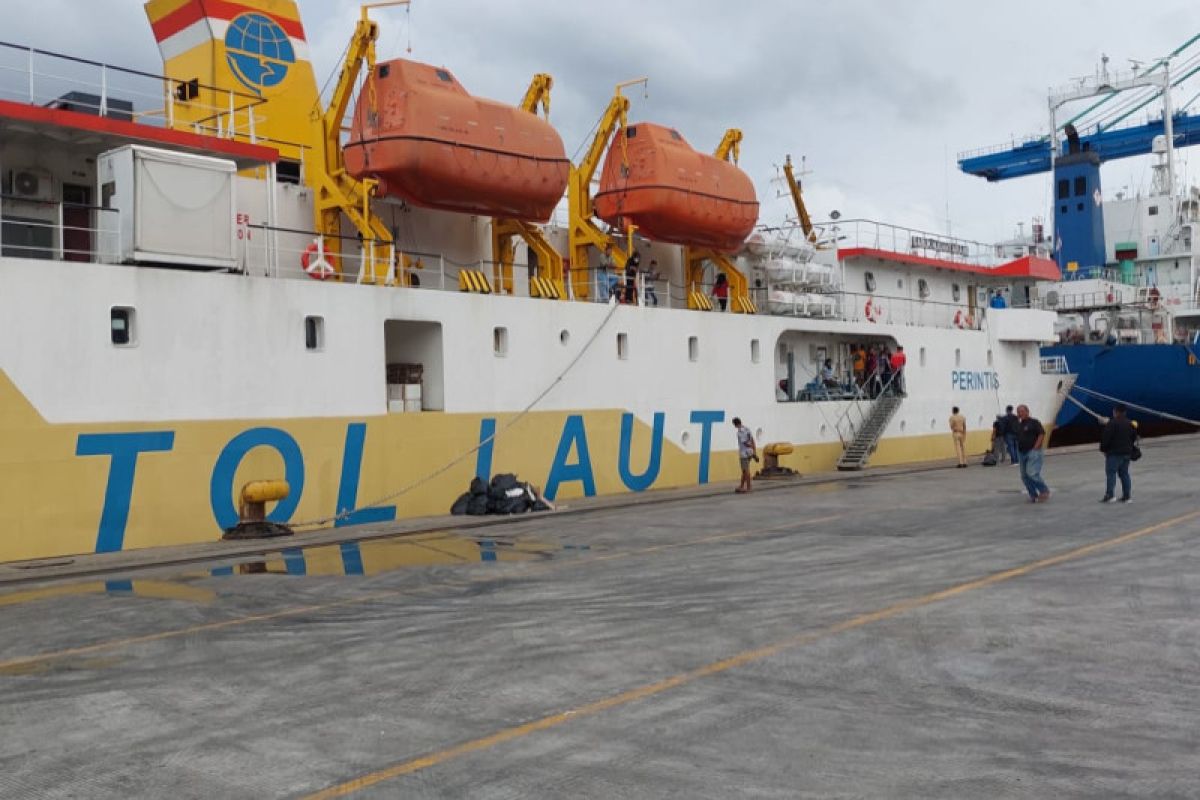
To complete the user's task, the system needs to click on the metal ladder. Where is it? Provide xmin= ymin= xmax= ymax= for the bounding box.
xmin=835 ymin=395 xmax=903 ymax=471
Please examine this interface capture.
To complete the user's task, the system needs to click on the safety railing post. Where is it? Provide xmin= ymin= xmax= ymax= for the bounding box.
xmin=99 ymin=65 xmax=108 ymax=117
xmin=27 ymin=47 xmax=34 ymax=103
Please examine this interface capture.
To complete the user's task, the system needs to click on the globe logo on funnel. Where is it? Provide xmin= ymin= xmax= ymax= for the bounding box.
xmin=224 ymin=13 xmax=295 ymax=95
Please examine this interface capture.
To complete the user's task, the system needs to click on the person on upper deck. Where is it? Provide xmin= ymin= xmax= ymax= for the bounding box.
xmin=989 ymin=290 xmax=1007 ymax=309
xmin=865 ymin=346 xmax=879 ymax=398
xmin=821 ymin=359 xmax=838 ymax=388
xmin=890 ymin=346 xmax=907 ymax=395
xmin=712 ymin=273 xmax=729 ymax=311
xmin=623 ymin=250 xmax=641 ymax=304
xmin=852 ymin=344 xmax=866 ymax=386
xmin=642 ymin=258 xmax=660 ymax=306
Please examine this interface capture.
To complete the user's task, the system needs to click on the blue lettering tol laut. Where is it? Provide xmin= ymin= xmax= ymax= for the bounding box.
xmin=690 ymin=410 xmax=726 ymax=484
xmin=544 ymin=415 xmax=595 ymax=501
xmin=618 ymin=412 xmax=665 ymax=492
xmin=76 ymin=431 xmax=175 ymax=553
xmin=475 ymin=418 xmax=497 ymax=481
xmin=210 ymin=427 xmax=304 ymax=530
xmin=334 ymin=423 xmax=396 ymax=528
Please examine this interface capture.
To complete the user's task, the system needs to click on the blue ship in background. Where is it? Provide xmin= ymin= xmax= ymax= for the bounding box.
xmin=959 ymin=44 xmax=1200 ymax=443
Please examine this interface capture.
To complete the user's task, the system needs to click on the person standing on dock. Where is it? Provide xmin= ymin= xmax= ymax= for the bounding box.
xmin=949 ymin=407 xmax=968 ymax=468
xmin=1003 ymin=405 xmax=1021 ymax=465
xmin=1015 ymin=404 xmax=1050 ymax=503
xmin=1099 ymin=404 xmax=1135 ymax=503
xmin=733 ymin=417 xmax=757 ymax=494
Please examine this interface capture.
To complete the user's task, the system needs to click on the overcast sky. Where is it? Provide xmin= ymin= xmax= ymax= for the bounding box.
xmin=4 ymin=0 xmax=1197 ymax=244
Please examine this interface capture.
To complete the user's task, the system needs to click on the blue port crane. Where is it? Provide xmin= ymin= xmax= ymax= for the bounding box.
xmin=959 ymin=33 xmax=1200 ymax=182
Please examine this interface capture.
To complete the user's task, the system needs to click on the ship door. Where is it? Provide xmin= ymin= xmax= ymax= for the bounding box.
xmin=968 ymin=284 xmax=979 ymax=319
xmin=62 ymin=184 xmax=92 ymax=263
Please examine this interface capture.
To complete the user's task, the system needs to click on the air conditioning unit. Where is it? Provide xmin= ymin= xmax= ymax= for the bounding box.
xmin=8 ymin=168 xmax=56 ymax=202
xmin=1044 ymin=289 xmax=1059 ymax=308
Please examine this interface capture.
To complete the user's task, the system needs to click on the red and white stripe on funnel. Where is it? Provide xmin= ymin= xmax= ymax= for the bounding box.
xmin=149 ymin=0 xmax=309 ymax=63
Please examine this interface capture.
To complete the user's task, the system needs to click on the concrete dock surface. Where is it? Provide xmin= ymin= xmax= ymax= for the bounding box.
xmin=2 ymin=436 xmax=1199 ymax=798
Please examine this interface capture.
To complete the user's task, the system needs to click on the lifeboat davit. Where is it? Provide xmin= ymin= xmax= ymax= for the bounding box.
xmin=593 ymin=123 xmax=759 ymax=252
xmin=344 ymin=59 xmax=570 ymax=222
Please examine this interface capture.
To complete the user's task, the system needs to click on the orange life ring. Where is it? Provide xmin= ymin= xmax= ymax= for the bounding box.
xmin=953 ymin=309 xmax=974 ymax=329
xmin=301 ymin=242 xmax=336 ymax=280
xmin=1148 ymin=287 xmax=1161 ymax=309
xmin=864 ymin=297 xmax=881 ymax=322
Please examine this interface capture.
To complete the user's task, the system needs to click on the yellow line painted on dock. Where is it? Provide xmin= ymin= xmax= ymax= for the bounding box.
xmin=0 ymin=516 xmax=835 ymax=673
xmin=299 ymin=509 xmax=1200 ymax=800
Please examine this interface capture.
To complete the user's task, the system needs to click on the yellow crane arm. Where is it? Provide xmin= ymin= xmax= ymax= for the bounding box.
xmin=520 ymin=73 xmax=553 ymax=117
xmin=783 ymin=155 xmax=815 ymax=242
xmin=715 ymin=128 xmax=742 ymax=163
xmin=322 ymin=10 xmax=379 ymax=164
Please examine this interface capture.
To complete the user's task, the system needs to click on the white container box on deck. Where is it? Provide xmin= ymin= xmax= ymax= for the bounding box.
xmin=96 ymin=145 xmax=237 ymax=269
xmin=403 ymin=399 xmax=422 ymax=413
xmin=387 ymin=384 xmax=404 ymax=401
xmin=402 ymin=383 xmax=421 ymax=400
xmin=388 ymin=399 xmax=405 ymax=413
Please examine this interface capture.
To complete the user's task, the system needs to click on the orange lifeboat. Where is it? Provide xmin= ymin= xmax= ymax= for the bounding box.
xmin=593 ymin=123 xmax=759 ymax=252
xmin=344 ymin=59 xmax=570 ymax=222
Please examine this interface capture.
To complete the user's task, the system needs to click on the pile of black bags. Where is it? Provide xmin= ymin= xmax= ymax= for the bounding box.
xmin=450 ymin=473 xmax=552 ymax=516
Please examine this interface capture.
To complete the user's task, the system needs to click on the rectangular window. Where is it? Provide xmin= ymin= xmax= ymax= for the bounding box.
xmin=1057 ymin=179 xmax=1069 ymax=200
xmin=751 ymin=339 xmax=761 ymax=363
xmin=1074 ymin=176 xmax=1086 ymax=196
xmin=919 ymin=346 xmax=926 ymax=367
xmin=493 ymin=326 xmax=508 ymax=357
xmin=111 ymin=306 xmax=135 ymax=346
xmin=688 ymin=336 xmax=699 ymax=362
xmin=304 ymin=315 xmax=324 ymax=351
xmin=617 ymin=332 xmax=628 ymax=360
xmin=1148 ymin=206 xmax=1159 ymax=216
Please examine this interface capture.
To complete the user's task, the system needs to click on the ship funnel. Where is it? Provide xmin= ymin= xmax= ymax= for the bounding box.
xmin=144 ymin=0 xmax=321 ymax=164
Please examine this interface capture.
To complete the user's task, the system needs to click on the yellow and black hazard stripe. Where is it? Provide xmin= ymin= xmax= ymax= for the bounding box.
xmin=732 ymin=295 xmax=758 ymax=314
xmin=530 ymin=276 xmax=562 ymax=299
xmin=688 ymin=291 xmax=714 ymax=311
xmin=458 ymin=269 xmax=493 ymax=294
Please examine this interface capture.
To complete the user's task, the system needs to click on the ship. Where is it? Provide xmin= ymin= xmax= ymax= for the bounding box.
xmin=959 ymin=45 xmax=1200 ymax=443
xmin=0 ymin=1 xmax=1068 ymax=564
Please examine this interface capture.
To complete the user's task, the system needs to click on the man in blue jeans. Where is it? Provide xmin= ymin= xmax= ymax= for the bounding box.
xmin=1099 ymin=404 xmax=1135 ymax=503
xmin=1015 ymin=404 xmax=1050 ymax=502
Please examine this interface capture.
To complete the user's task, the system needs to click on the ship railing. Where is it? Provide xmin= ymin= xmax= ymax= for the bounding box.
xmin=826 ymin=218 xmax=1011 ymax=268
xmin=0 ymin=40 xmax=295 ymax=150
xmin=1040 ymin=355 xmax=1070 ymax=375
xmin=0 ymin=194 xmax=120 ymax=262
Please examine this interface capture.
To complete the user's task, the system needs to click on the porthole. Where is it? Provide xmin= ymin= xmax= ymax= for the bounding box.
xmin=900 ymin=419 xmax=907 ymax=432
xmin=987 ymin=349 xmax=994 ymax=366
xmin=681 ymin=431 xmax=691 ymax=446
xmin=688 ymin=336 xmax=699 ymax=362
xmin=918 ymin=278 xmax=930 ymax=299
xmin=751 ymin=339 xmax=761 ymax=363
xmin=919 ymin=346 xmax=927 ymax=367
xmin=755 ymin=427 xmax=764 ymax=440
xmin=304 ymin=315 xmax=324 ymax=351
xmin=559 ymin=329 xmax=570 ymax=346
xmin=617 ymin=332 xmax=629 ymax=360
xmin=493 ymin=326 xmax=508 ymax=357
xmin=111 ymin=306 xmax=136 ymax=347
xmin=864 ymin=271 xmax=876 ymax=292
xmin=952 ymin=283 xmax=961 ymax=302
xmin=955 ymin=348 xmax=962 ymax=367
